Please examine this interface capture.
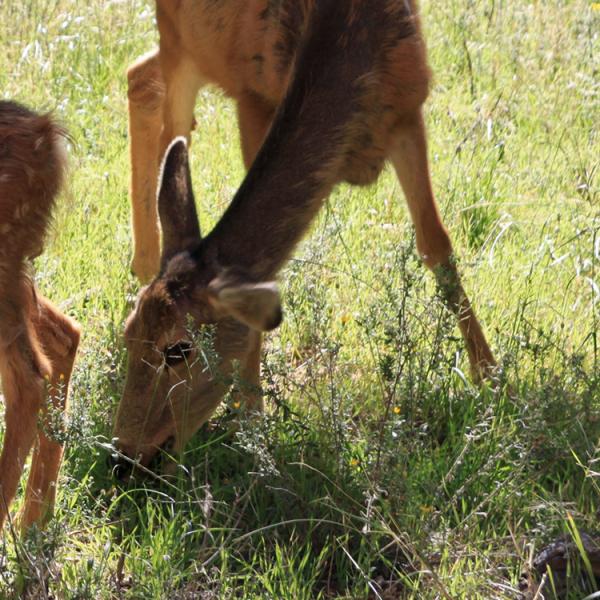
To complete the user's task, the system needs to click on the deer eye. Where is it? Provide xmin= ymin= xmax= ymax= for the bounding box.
xmin=164 ymin=341 xmax=194 ymax=366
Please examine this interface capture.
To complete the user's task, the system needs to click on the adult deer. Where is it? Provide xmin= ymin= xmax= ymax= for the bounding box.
xmin=0 ymin=101 xmax=80 ymax=532
xmin=113 ymin=0 xmax=496 ymax=474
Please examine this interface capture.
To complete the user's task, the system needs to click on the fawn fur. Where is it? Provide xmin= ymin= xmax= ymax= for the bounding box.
xmin=0 ymin=101 xmax=80 ymax=532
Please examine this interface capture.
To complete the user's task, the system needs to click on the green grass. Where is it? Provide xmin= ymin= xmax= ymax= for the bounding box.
xmin=1 ymin=1 xmax=599 ymax=598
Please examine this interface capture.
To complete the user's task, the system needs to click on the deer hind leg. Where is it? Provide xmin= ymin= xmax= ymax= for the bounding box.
xmin=20 ymin=296 xmax=80 ymax=532
xmin=128 ymin=49 xmax=166 ymax=283
xmin=389 ymin=110 xmax=496 ymax=381
xmin=0 ymin=332 xmax=48 ymax=531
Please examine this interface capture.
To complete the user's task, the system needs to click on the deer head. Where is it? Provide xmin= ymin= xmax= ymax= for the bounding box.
xmin=111 ymin=139 xmax=282 ymax=477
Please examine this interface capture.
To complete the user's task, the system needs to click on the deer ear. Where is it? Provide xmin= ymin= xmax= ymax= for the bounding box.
xmin=210 ymin=281 xmax=282 ymax=332
xmin=158 ymin=137 xmax=201 ymax=268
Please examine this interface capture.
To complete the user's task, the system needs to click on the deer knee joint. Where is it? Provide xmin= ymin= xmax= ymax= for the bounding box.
xmin=418 ymin=233 xmax=453 ymax=271
xmin=127 ymin=52 xmax=165 ymax=112
xmin=61 ymin=316 xmax=81 ymax=358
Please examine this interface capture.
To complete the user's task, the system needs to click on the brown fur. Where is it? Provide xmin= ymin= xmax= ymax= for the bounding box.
xmin=113 ymin=0 xmax=497 ymax=474
xmin=0 ymin=101 xmax=80 ymax=533
xmin=128 ymin=0 xmax=426 ymax=280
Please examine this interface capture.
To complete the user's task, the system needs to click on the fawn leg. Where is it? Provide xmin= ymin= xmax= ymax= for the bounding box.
xmin=20 ymin=297 xmax=80 ymax=531
xmin=128 ymin=50 xmax=166 ymax=283
xmin=389 ymin=110 xmax=496 ymax=381
xmin=0 ymin=335 xmax=48 ymax=531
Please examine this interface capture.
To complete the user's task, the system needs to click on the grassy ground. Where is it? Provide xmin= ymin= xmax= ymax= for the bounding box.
xmin=1 ymin=1 xmax=599 ymax=598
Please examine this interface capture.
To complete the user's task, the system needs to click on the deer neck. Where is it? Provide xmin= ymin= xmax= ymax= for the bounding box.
xmin=201 ymin=3 xmax=370 ymax=281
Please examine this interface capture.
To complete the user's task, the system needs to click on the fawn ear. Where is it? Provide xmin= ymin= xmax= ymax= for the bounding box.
xmin=209 ymin=280 xmax=283 ymax=332
xmin=158 ymin=138 xmax=201 ymax=268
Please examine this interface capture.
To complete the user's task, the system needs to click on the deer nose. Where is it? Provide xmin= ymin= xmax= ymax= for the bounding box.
xmin=106 ymin=437 xmax=175 ymax=480
xmin=107 ymin=453 xmax=132 ymax=481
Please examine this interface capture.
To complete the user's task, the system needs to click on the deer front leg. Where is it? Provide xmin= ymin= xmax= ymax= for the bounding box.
xmin=157 ymin=51 xmax=203 ymax=167
xmin=229 ymin=94 xmax=275 ymax=413
xmin=234 ymin=331 xmax=263 ymax=413
xmin=0 ymin=338 xmax=47 ymax=531
xmin=128 ymin=50 xmax=166 ymax=283
xmin=237 ymin=91 xmax=275 ymax=170
xmin=20 ymin=297 xmax=80 ymax=532
xmin=389 ymin=110 xmax=496 ymax=382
